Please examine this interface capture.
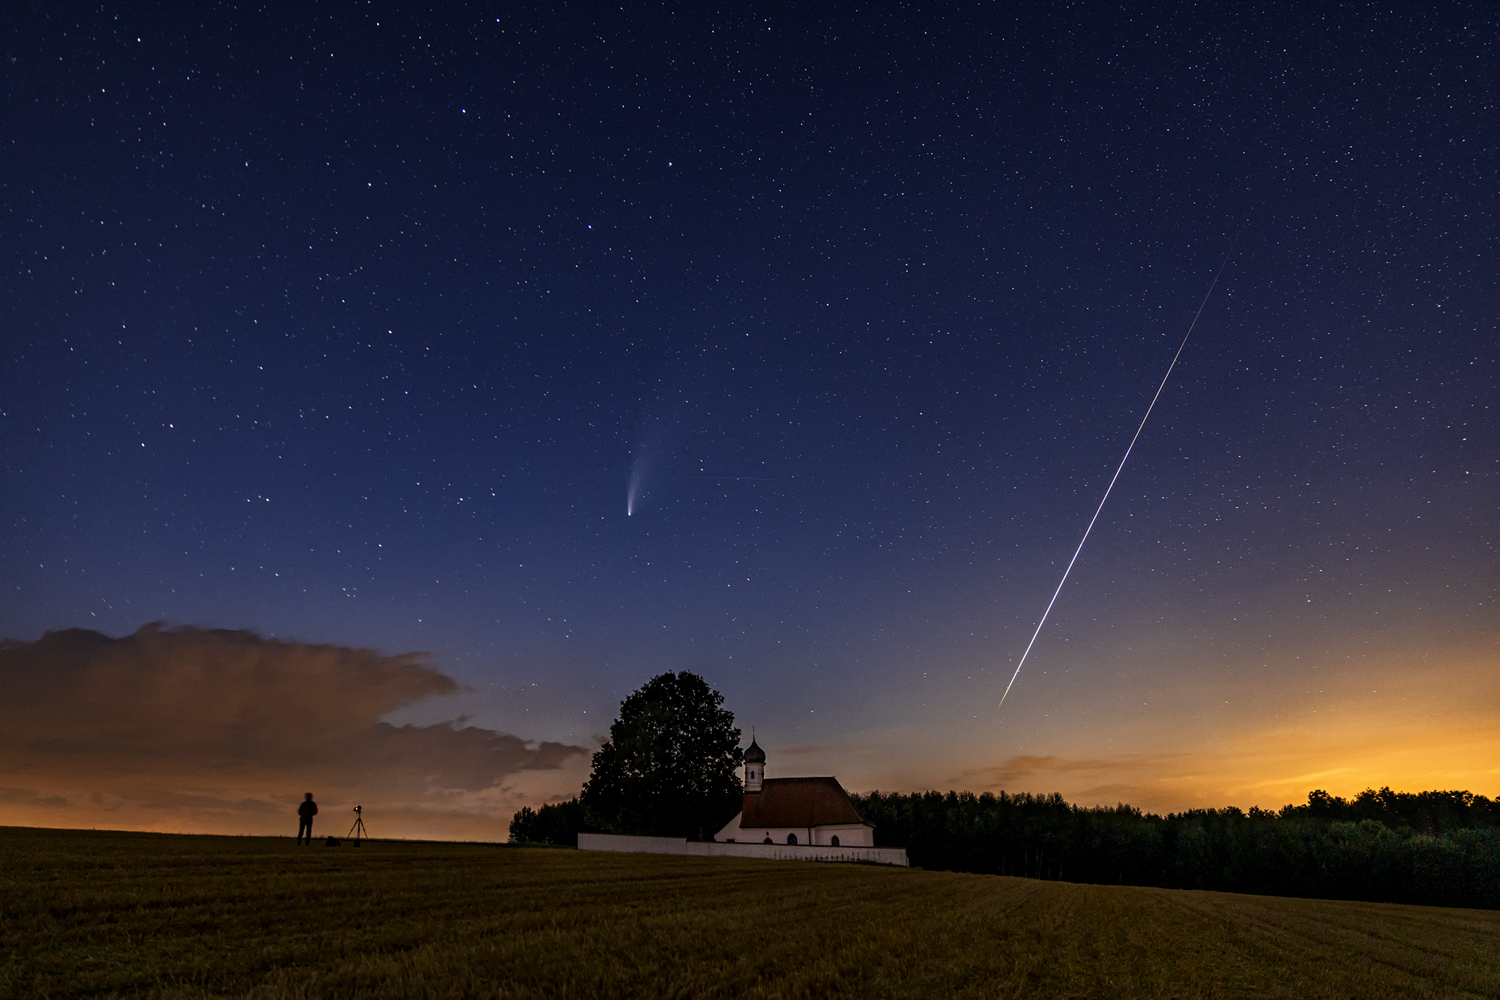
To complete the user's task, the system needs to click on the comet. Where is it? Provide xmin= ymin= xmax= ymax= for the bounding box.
xmin=999 ymin=245 xmax=1235 ymax=707
xmin=626 ymin=428 xmax=661 ymax=517
xmin=627 ymin=445 xmax=651 ymax=516
xmin=627 ymin=465 xmax=642 ymax=516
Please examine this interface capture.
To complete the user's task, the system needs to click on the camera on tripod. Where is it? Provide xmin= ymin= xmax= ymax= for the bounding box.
xmin=347 ymin=805 xmax=368 ymax=845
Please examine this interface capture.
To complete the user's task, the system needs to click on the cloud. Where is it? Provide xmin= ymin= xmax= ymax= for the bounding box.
xmin=0 ymin=786 xmax=71 ymax=808
xmin=942 ymin=711 xmax=1500 ymax=814
xmin=945 ymin=753 xmax=1203 ymax=810
xmin=0 ymin=623 xmax=588 ymax=837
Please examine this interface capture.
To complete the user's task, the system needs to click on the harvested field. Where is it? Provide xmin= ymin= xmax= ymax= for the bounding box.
xmin=2 ymin=826 xmax=1497 ymax=998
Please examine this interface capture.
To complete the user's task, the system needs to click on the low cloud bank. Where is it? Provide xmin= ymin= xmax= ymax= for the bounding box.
xmin=944 ymin=718 xmax=1500 ymax=815
xmin=0 ymin=624 xmax=588 ymax=837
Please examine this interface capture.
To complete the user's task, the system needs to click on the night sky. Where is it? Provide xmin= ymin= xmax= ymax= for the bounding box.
xmin=4 ymin=4 xmax=1496 ymax=838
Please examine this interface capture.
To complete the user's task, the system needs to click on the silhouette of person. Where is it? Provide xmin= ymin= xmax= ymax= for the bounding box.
xmin=297 ymin=793 xmax=318 ymax=844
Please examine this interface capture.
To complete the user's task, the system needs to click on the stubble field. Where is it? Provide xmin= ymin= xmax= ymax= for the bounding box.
xmin=2 ymin=826 xmax=1497 ymax=999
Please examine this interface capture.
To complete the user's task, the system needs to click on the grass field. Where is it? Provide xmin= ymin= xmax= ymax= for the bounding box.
xmin=2 ymin=827 xmax=1497 ymax=999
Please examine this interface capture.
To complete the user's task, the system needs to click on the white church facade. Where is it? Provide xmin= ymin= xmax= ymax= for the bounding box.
xmin=714 ymin=739 xmax=876 ymax=848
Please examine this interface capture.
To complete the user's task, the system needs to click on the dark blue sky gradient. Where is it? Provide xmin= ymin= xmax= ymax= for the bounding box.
xmin=5 ymin=4 xmax=1495 ymax=801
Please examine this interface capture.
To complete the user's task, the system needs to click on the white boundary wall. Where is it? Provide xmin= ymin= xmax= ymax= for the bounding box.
xmin=578 ymin=832 xmax=908 ymax=867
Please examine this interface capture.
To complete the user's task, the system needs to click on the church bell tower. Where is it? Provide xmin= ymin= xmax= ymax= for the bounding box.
xmin=743 ymin=738 xmax=765 ymax=793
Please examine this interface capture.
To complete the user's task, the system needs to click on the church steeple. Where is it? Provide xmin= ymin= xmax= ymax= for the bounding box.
xmin=743 ymin=736 xmax=765 ymax=793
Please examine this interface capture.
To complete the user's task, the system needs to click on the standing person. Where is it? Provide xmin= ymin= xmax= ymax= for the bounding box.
xmin=297 ymin=793 xmax=318 ymax=844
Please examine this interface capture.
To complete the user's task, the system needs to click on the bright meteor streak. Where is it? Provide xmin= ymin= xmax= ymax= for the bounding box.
xmin=999 ymin=245 xmax=1236 ymax=707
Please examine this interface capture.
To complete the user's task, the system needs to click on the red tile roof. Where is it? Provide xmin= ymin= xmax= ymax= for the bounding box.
xmin=740 ymin=777 xmax=869 ymax=828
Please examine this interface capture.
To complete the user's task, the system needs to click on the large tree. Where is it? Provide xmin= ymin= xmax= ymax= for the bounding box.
xmin=581 ymin=671 xmax=743 ymax=840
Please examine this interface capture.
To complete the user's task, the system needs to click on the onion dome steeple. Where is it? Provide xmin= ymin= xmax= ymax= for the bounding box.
xmin=743 ymin=737 xmax=765 ymax=792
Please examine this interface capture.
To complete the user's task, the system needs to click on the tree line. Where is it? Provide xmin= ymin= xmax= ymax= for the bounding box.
xmin=851 ymin=787 xmax=1500 ymax=909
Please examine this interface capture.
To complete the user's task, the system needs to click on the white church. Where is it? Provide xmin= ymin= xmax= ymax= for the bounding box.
xmin=578 ymin=736 xmax=906 ymax=864
xmin=714 ymin=739 xmax=876 ymax=848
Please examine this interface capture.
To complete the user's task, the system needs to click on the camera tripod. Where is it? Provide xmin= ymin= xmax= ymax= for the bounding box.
xmin=347 ymin=805 xmax=369 ymax=846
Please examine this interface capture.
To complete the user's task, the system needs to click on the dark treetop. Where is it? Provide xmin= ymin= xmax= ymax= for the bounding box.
xmin=582 ymin=671 xmax=742 ymax=840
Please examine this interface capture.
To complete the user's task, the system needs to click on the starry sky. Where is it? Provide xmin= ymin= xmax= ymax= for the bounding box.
xmin=3 ymin=4 xmax=1496 ymax=839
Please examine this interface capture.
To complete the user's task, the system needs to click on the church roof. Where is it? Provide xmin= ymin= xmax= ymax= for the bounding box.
xmin=743 ymin=738 xmax=765 ymax=763
xmin=740 ymin=777 xmax=868 ymax=828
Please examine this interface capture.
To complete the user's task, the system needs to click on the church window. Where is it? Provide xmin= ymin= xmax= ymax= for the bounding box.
xmin=830 ymin=835 xmax=840 ymax=847
xmin=786 ymin=833 xmax=798 ymax=845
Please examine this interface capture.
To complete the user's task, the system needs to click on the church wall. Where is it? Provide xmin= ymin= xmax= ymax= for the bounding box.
xmin=811 ymin=824 xmax=874 ymax=847
xmin=722 ymin=824 xmax=874 ymax=847
xmin=578 ymin=832 xmax=909 ymax=867
xmin=715 ymin=813 xmax=875 ymax=848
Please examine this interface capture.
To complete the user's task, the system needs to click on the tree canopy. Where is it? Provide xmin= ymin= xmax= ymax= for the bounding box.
xmin=580 ymin=671 xmax=742 ymax=840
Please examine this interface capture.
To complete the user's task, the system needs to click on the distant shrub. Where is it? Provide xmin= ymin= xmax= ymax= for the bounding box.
xmin=508 ymin=797 xmax=591 ymax=846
